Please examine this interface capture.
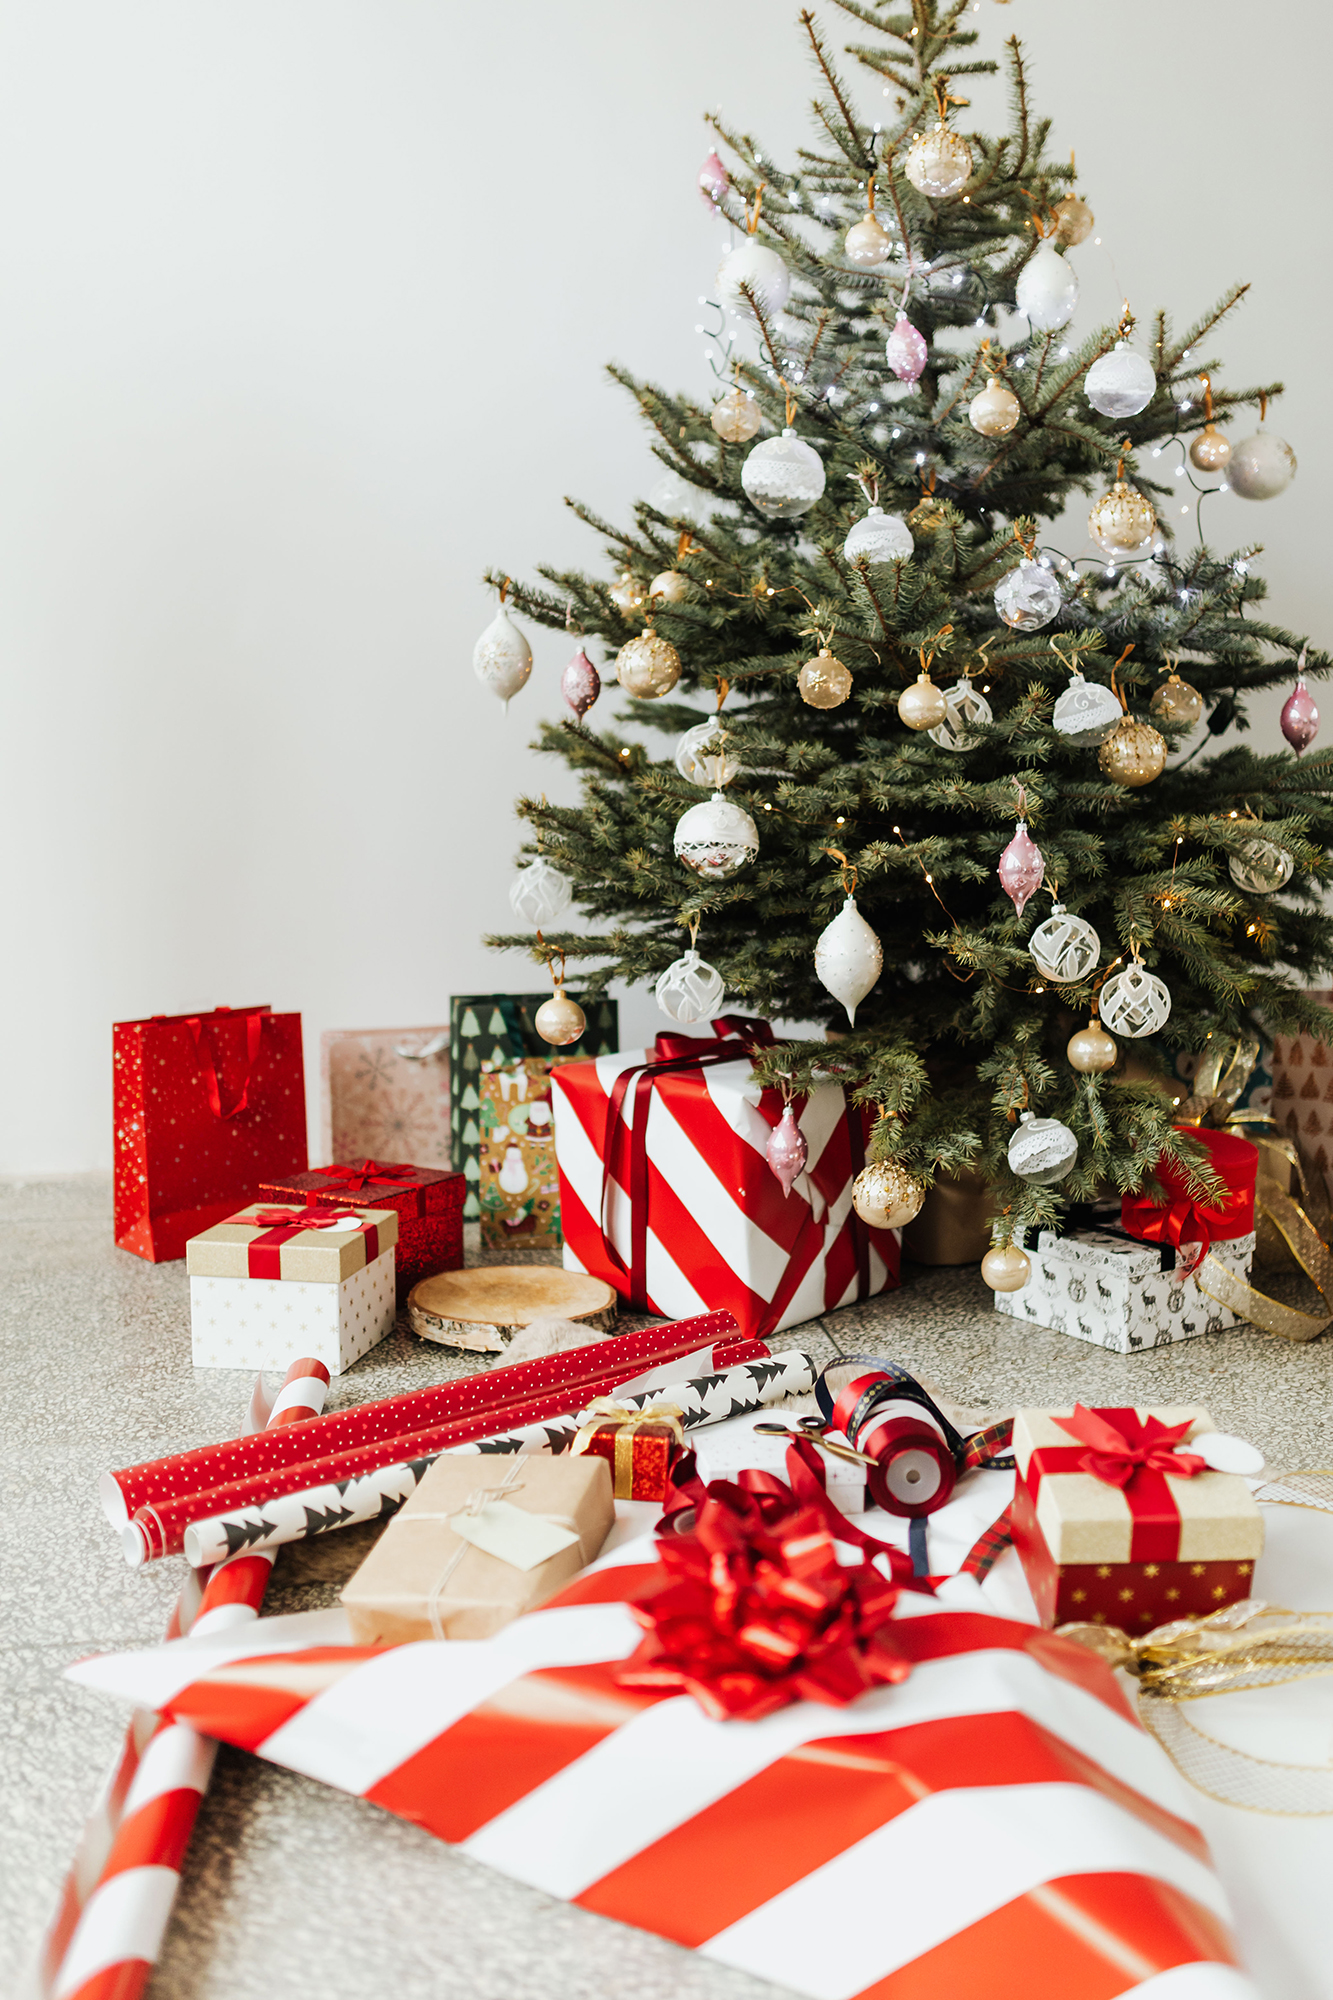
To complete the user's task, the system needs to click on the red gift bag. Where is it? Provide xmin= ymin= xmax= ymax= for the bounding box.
xmin=113 ymin=1005 xmax=308 ymax=1262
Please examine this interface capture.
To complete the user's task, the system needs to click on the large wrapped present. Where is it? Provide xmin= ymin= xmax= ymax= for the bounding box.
xmin=451 ymin=993 xmax=618 ymax=1222
xmin=552 ymin=1019 xmax=899 ymax=1342
xmin=113 ymin=1005 xmax=307 ymax=1262
xmin=186 ymin=1201 xmax=398 ymax=1374
xmin=259 ymin=1157 xmax=464 ymax=1302
xmin=1270 ymin=990 xmax=1333 ymax=1196
xmin=1011 ymin=1403 xmax=1264 ymax=1630
xmin=320 ymin=1025 xmax=451 ymax=1167
xmin=477 ymin=1055 xmax=562 ymax=1251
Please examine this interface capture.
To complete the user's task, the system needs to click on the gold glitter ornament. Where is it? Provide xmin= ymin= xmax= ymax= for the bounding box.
xmin=1067 ymin=1018 xmax=1118 ymax=1073
xmin=1052 ymin=194 xmax=1094 ymax=247
xmin=904 ymin=124 xmax=973 ymax=198
xmin=1089 ymin=479 xmax=1157 ymax=557
xmin=852 ymin=1159 xmax=925 ymax=1231
xmin=969 ymin=376 xmax=1021 ymax=438
xmin=1190 ymin=424 xmax=1232 ymax=472
xmin=649 ymin=570 xmax=690 ymax=604
xmin=1150 ymin=672 xmax=1204 ymax=728
xmin=534 ymin=987 xmax=587 ymax=1047
xmin=1098 ymin=715 xmax=1167 ymax=788
xmin=616 ymin=627 xmax=682 ymax=699
xmin=899 ymin=671 xmax=948 ymax=732
xmin=711 ymin=387 xmax=762 ymax=444
xmin=798 ymin=648 xmax=853 ymax=709
xmin=981 ymin=1243 xmax=1031 ymax=1292
xmin=610 ymin=571 xmax=646 ymax=616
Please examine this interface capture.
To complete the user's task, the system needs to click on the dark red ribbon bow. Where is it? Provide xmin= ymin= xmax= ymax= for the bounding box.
xmin=311 ymin=1159 xmax=419 ymax=1192
xmin=249 ymin=1205 xmax=365 ymax=1230
xmin=1051 ymin=1404 xmax=1208 ymax=1488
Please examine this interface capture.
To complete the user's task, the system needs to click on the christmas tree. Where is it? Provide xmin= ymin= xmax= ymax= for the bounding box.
xmin=486 ymin=0 xmax=1331 ymax=1254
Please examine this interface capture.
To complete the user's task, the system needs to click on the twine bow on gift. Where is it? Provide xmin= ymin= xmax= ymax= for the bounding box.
xmin=572 ymin=1399 xmax=685 ymax=1498
xmin=1051 ymin=1405 xmax=1208 ymax=1488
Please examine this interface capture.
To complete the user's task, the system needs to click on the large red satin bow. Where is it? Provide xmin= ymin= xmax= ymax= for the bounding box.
xmin=1120 ymin=1125 xmax=1257 ymax=1272
xmin=617 ymin=1439 xmax=923 ymax=1722
xmin=1051 ymin=1404 xmax=1208 ymax=1488
xmin=311 ymin=1159 xmax=418 ymax=1191
xmin=249 ymin=1205 xmax=366 ymax=1230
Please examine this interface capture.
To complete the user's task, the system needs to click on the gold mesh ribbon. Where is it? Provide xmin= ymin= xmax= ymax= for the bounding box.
xmin=571 ymin=1399 xmax=685 ymax=1498
xmin=1060 ymin=1598 xmax=1333 ymax=1814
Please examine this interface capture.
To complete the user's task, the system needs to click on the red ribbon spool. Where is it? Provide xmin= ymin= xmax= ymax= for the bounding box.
xmin=828 ymin=1371 xmax=958 ymax=1519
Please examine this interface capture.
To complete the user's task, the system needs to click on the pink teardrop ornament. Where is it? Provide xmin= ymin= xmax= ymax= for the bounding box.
xmin=998 ymin=820 xmax=1045 ymax=915
xmin=561 ymin=646 xmax=601 ymax=719
xmin=1281 ymin=675 xmax=1319 ymax=756
xmin=698 ymin=150 xmax=728 ymax=206
xmin=885 ymin=312 xmax=928 ymax=385
xmin=766 ymin=1101 xmax=808 ymax=1197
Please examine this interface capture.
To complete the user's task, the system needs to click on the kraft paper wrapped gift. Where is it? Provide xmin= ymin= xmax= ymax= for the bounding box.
xmin=340 ymin=1450 xmax=615 ymax=1643
xmin=1010 ymin=1403 xmax=1263 ymax=1629
xmin=186 ymin=1202 xmax=398 ymax=1375
xmin=995 ymin=1225 xmax=1257 ymax=1352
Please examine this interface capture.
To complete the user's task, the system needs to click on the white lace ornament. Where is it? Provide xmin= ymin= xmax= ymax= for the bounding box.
xmin=672 ymin=791 xmax=759 ymax=880
xmin=1028 ymin=905 xmax=1101 ymax=983
xmin=1099 ymin=963 xmax=1172 ymax=1038
xmin=1007 ymin=1111 xmax=1078 ymax=1185
xmin=508 ymin=857 xmax=573 ymax=928
xmin=655 ymin=949 xmax=726 ymax=1024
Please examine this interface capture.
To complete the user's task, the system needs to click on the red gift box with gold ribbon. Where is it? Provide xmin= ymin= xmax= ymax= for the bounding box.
xmin=259 ymin=1159 xmax=464 ymax=1302
xmin=1010 ymin=1404 xmax=1263 ymax=1630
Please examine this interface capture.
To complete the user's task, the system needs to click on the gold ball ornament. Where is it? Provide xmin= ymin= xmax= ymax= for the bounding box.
xmin=534 ymin=987 xmax=587 ymax=1048
xmin=852 ymin=1160 xmax=925 ymax=1231
xmin=616 ymin=627 xmax=682 ymax=699
xmin=711 ymin=388 xmax=762 ymax=444
xmin=844 ymin=211 xmax=894 ymax=267
xmin=798 ymin=648 xmax=853 ymax=709
xmin=1190 ymin=424 xmax=1231 ymax=472
xmin=610 ymin=571 xmax=646 ymax=616
xmin=1098 ymin=716 xmax=1167 ymax=788
xmin=1150 ymin=673 xmax=1204 ymax=728
xmin=1067 ymin=1019 xmax=1118 ymax=1074
xmin=903 ymin=124 xmax=973 ymax=198
xmin=1052 ymin=194 xmax=1095 ymax=247
xmin=981 ymin=1243 xmax=1031 ymax=1293
xmin=1089 ymin=480 xmax=1158 ymax=557
xmin=649 ymin=570 xmax=690 ymax=604
xmin=898 ymin=671 xmax=949 ymax=732
xmin=969 ymin=376 xmax=1021 ymax=438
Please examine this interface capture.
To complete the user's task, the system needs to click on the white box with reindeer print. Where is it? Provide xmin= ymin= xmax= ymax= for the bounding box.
xmin=994 ymin=1226 xmax=1256 ymax=1353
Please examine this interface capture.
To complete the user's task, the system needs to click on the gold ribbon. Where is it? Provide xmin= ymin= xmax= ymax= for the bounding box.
xmin=572 ymin=1399 xmax=685 ymax=1498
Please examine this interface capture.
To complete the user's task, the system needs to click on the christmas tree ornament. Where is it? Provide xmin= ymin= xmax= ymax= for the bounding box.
xmin=1229 ymin=838 xmax=1294 ymax=895
xmin=649 ymin=569 xmax=690 ymax=604
xmin=885 ymin=311 xmax=928 ymax=384
xmin=1281 ymin=659 xmax=1319 ymax=755
xmin=765 ymin=1100 xmax=809 ymax=1197
xmin=1029 ymin=903 xmax=1100 ymax=983
xmin=655 ymin=934 xmax=726 ymax=1024
xmin=698 ymin=149 xmax=728 ymax=206
xmin=473 ymin=592 xmax=532 ymax=710
xmin=1067 ymin=1016 xmax=1118 ymax=1073
xmin=844 ymin=179 xmax=893 ymax=266
xmin=1190 ymin=424 xmax=1231 ymax=472
xmin=1226 ymin=430 xmax=1296 ymax=501
xmin=1098 ymin=716 xmax=1167 ymax=788
xmin=898 ymin=670 xmax=948 ymax=732
xmin=903 ymin=86 xmax=973 ymax=198
xmin=617 ymin=627 xmax=681 ymax=699
xmin=561 ymin=646 xmax=600 ymax=718
xmin=1008 ymin=1110 xmax=1078 ymax=1185
xmin=534 ymin=950 xmax=586 ymax=1048
xmin=610 ymin=571 xmax=646 ymax=615
xmin=1085 ymin=342 xmax=1156 ymax=420
xmin=1052 ymin=194 xmax=1094 ymax=247
xmin=852 ymin=1159 xmax=925 ymax=1231
xmin=1015 ymin=241 xmax=1078 ymax=332
xmin=711 ymin=386 xmax=761 ymax=443
xmin=995 ymin=559 xmax=1062 ymax=632
xmin=1150 ymin=669 xmax=1204 ymax=729
xmin=844 ymin=505 xmax=914 ymax=566
xmin=981 ymin=1242 xmax=1031 ymax=1292
xmin=814 ymin=859 xmax=882 ymax=1024
xmin=716 ymin=186 xmax=790 ymax=316
xmin=1089 ymin=479 xmax=1157 ymax=557
xmin=928 ymin=677 xmax=992 ymax=751
xmin=675 ymin=719 xmax=739 ymax=788
xmin=741 ymin=426 xmax=825 ymax=520
xmin=969 ymin=375 xmax=1021 ymax=437
xmin=508 ymin=856 xmax=573 ymax=928
xmin=1051 ymin=666 xmax=1122 ymax=747
xmin=648 ymin=471 xmax=707 ymax=523
xmin=997 ymin=818 xmax=1045 ymax=916
xmin=798 ymin=647 xmax=853 ymax=709
xmin=673 ymin=790 xmax=759 ymax=880
xmin=1099 ymin=958 xmax=1172 ymax=1038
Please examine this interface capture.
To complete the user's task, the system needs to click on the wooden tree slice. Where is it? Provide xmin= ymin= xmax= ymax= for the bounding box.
xmin=407 ymin=1267 xmax=618 ymax=1354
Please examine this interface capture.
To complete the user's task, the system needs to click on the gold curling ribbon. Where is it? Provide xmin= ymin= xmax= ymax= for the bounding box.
xmin=1060 ymin=1598 xmax=1333 ymax=1814
xmin=572 ymin=1399 xmax=685 ymax=1498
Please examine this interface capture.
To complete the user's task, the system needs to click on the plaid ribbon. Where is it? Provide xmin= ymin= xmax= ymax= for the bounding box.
xmin=959 ymin=1507 xmax=1013 ymax=1582
xmin=960 ymin=1418 xmax=1015 ymax=1473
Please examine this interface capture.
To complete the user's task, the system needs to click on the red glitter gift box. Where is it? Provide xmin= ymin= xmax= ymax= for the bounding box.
xmin=259 ymin=1158 xmax=464 ymax=1303
xmin=570 ymin=1399 xmax=686 ymax=1501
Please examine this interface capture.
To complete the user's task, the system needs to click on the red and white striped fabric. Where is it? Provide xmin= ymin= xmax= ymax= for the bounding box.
xmin=553 ymin=1044 xmax=900 ymax=1342
xmin=68 ymin=1538 xmax=1255 ymax=1999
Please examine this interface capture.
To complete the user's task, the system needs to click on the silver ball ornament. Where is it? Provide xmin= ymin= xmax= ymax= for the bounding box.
xmin=995 ymin=560 xmax=1063 ymax=632
xmin=1007 ymin=1110 xmax=1078 ymax=1185
xmin=673 ymin=790 xmax=759 ymax=881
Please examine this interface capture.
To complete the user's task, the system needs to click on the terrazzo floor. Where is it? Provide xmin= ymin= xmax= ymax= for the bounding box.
xmin=5 ymin=1173 xmax=1333 ymax=1999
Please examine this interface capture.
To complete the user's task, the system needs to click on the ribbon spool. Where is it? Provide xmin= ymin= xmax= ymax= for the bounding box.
xmin=816 ymin=1356 xmax=965 ymax=1518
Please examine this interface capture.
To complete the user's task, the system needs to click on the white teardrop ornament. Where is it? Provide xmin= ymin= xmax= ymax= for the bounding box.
xmin=473 ymin=606 xmax=533 ymax=709
xmin=814 ymin=895 xmax=883 ymax=1025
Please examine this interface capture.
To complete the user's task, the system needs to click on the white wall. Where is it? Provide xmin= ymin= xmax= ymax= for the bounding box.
xmin=0 ymin=0 xmax=1324 ymax=1171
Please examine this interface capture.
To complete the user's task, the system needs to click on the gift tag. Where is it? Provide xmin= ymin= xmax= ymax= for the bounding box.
xmin=449 ymin=1500 xmax=581 ymax=1572
xmin=1191 ymin=1431 xmax=1265 ymax=1476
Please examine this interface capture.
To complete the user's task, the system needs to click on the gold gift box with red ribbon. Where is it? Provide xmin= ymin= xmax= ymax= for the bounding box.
xmin=1011 ymin=1404 xmax=1263 ymax=1630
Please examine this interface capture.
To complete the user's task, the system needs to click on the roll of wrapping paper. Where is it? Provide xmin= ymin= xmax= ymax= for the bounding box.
xmin=170 ymin=1350 xmax=817 ymax=1569
xmin=815 ymin=1356 xmax=965 ymax=1517
xmin=99 ymin=1310 xmax=750 ymax=1528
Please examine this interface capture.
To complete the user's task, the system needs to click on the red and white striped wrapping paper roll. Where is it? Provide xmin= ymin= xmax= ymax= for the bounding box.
xmin=67 ymin=1544 xmax=1255 ymax=2000
xmin=99 ymin=1312 xmax=745 ymax=1528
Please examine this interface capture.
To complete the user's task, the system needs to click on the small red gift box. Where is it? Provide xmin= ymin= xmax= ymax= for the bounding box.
xmin=259 ymin=1159 xmax=464 ymax=1303
xmin=571 ymin=1399 xmax=686 ymax=1501
xmin=1011 ymin=1404 xmax=1263 ymax=1630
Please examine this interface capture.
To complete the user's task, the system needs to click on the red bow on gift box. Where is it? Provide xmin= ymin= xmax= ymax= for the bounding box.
xmin=310 ymin=1159 xmax=420 ymax=1193
xmin=1120 ymin=1126 xmax=1257 ymax=1274
xmin=249 ymin=1206 xmax=366 ymax=1230
xmin=1051 ymin=1405 xmax=1208 ymax=1488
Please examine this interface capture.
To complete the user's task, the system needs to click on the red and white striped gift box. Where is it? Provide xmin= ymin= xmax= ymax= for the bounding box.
xmin=552 ymin=1027 xmax=900 ymax=1342
xmin=69 ymin=1541 xmax=1253 ymax=1999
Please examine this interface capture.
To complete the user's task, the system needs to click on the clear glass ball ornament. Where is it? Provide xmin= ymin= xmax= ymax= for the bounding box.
xmin=716 ymin=240 xmax=791 ymax=317
xmin=1099 ymin=963 xmax=1172 ymax=1038
xmin=711 ymin=387 xmax=762 ymax=443
xmin=1150 ymin=674 xmax=1204 ymax=728
xmin=1008 ymin=1111 xmax=1078 ymax=1185
xmin=1084 ymin=342 xmax=1157 ymax=420
xmin=814 ymin=894 xmax=883 ymax=1025
xmin=798 ymin=648 xmax=854 ymax=709
xmin=508 ymin=857 xmax=573 ymax=928
xmin=1190 ymin=425 xmax=1232 ymax=472
xmin=904 ymin=124 xmax=973 ymax=198
xmin=852 ymin=1159 xmax=924 ymax=1230
xmin=844 ymin=211 xmax=894 ymax=266
xmin=1015 ymin=243 xmax=1078 ymax=332
xmin=981 ymin=1241 xmax=1031 ymax=1291
xmin=648 ymin=472 xmax=708 ymax=523
xmin=617 ymin=628 xmax=682 ymax=699
xmin=969 ymin=377 xmax=1021 ymax=437
xmin=1053 ymin=195 xmax=1094 ymax=247
xmin=741 ymin=428 xmax=826 ymax=519
xmin=995 ymin=560 xmax=1063 ymax=632
xmin=1229 ymin=838 xmax=1294 ymax=895
xmin=472 ymin=606 xmax=533 ymax=709
xmin=844 ymin=506 xmax=914 ymax=566
xmin=1052 ymin=671 xmax=1122 ymax=747
xmin=655 ymin=947 xmax=726 ymax=1024
xmin=1029 ymin=904 xmax=1101 ymax=983
xmin=928 ymin=678 xmax=992 ymax=751
xmin=675 ymin=720 xmax=740 ymax=788
xmin=898 ymin=672 xmax=949 ymax=731
xmin=673 ymin=790 xmax=759 ymax=880
xmin=1098 ymin=716 xmax=1167 ymax=788
xmin=1226 ymin=432 xmax=1297 ymax=500
xmin=1089 ymin=480 xmax=1157 ymax=556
